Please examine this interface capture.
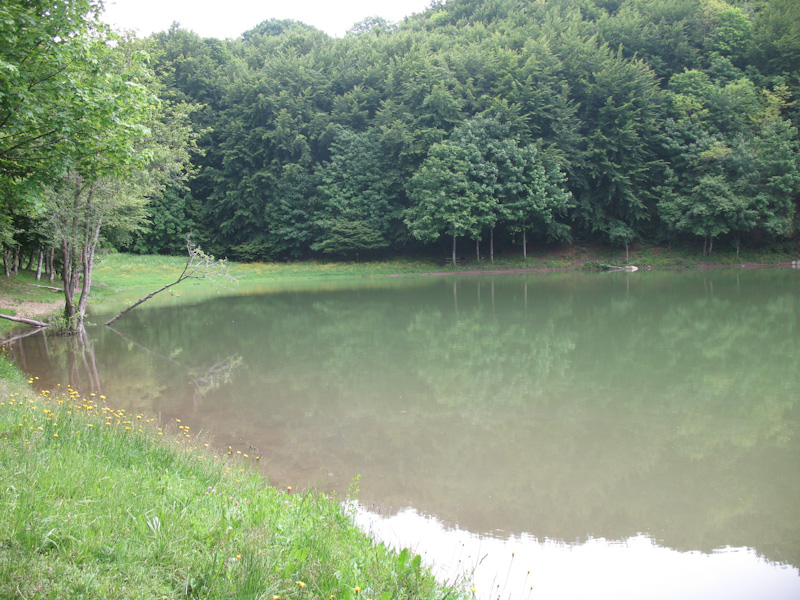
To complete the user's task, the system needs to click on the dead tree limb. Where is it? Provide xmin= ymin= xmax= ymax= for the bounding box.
xmin=105 ymin=242 xmax=236 ymax=327
xmin=0 ymin=313 xmax=52 ymax=328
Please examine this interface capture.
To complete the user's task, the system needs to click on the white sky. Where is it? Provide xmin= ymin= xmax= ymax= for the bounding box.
xmin=102 ymin=0 xmax=437 ymax=40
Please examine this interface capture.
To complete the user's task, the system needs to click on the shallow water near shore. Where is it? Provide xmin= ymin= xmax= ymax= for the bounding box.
xmin=9 ymin=268 xmax=800 ymax=599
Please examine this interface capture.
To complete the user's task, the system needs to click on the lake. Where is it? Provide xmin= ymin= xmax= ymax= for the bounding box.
xmin=8 ymin=268 xmax=800 ymax=599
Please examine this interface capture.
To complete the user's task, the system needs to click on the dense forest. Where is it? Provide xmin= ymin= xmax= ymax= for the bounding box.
xmin=3 ymin=0 xmax=800 ymax=268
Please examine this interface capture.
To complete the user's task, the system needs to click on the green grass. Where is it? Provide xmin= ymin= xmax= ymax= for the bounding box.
xmin=91 ymin=253 xmax=441 ymax=293
xmin=0 ymin=357 xmax=467 ymax=600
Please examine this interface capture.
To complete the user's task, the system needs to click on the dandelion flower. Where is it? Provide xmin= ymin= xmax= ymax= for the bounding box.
xmin=297 ymin=581 xmax=306 ymax=588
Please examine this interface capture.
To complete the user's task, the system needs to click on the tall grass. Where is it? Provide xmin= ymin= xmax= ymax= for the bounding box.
xmin=0 ymin=361 xmax=467 ymax=600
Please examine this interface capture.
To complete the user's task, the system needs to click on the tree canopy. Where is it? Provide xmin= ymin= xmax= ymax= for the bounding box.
xmin=0 ymin=0 xmax=196 ymax=331
xmin=3 ymin=0 xmax=800 ymax=268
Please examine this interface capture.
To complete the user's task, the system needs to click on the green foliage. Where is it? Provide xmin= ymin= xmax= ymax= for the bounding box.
xmin=0 ymin=0 xmax=104 ymax=180
xmin=659 ymin=51 xmax=800 ymax=253
xmin=130 ymin=187 xmax=195 ymax=255
xmin=311 ymin=128 xmax=394 ymax=256
xmin=0 ymin=2 xmax=199 ymax=336
xmin=405 ymin=137 xmax=488 ymax=261
xmin=6 ymin=0 xmax=800 ymax=265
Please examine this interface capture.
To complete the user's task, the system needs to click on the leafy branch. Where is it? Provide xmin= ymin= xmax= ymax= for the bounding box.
xmin=104 ymin=241 xmax=236 ymax=326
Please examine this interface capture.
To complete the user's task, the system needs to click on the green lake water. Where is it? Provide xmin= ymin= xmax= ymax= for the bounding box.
xmin=10 ymin=268 xmax=800 ymax=599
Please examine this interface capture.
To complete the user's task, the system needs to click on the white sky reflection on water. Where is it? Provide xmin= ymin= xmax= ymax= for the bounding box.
xmin=355 ymin=506 xmax=800 ymax=600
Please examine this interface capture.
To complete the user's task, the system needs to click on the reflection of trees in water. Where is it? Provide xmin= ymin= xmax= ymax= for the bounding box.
xmin=10 ymin=271 xmax=800 ymax=568
xmin=7 ymin=327 xmax=103 ymax=396
xmin=104 ymin=325 xmax=244 ymax=410
xmin=9 ymin=323 xmax=244 ymax=416
xmin=655 ymin=294 xmax=798 ymax=453
xmin=406 ymin=303 xmax=576 ymax=416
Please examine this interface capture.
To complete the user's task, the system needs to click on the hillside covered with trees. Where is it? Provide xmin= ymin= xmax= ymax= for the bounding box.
xmin=3 ymin=0 xmax=800 ymax=269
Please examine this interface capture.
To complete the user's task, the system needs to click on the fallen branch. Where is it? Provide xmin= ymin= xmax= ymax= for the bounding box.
xmin=0 ymin=313 xmax=52 ymax=328
xmin=105 ymin=242 xmax=236 ymax=327
xmin=600 ymin=263 xmax=639 ymax=272
xmin=28 ymin=283 xmax=62 ymax=292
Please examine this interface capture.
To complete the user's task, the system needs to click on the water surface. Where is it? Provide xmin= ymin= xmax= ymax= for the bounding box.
xmin=10 ymin=268 xmax=800 ymax=599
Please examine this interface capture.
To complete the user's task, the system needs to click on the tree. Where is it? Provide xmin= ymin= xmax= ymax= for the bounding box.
xmin=0 ymin=0 xmax=106 ymax=181
xmin=311 ymin=127 xmax=394 ymax=257
xmin=659 ymin=62 xmax=800 ymax=254
xmin=606 ymin=219 xmax=637 ymax=260
xmin=751 ymin=0 xmax=800 ymax=91
xmin=35 ymin=41 xmax=197 ymax=333
xmin=98 ymin=0 xmax=799 ymax=257
xmin=405 ymin=140 xmax=489 ymax=265
xmin=502 ymin=143 xmax=573 ymax=258
xmin=659 ymin=173 xmax=737 ymax=254
xmin=0 ymin=0 xmax=111 ymax=250
xmin=263 ymin=163 xmax=317 ymax=259
xmin=447 ymin=119 xmax=503 ymax=261
xmin=747 ymin=117 xmax=800 ymax=240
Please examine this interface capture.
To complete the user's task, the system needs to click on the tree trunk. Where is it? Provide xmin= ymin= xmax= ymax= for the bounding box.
xmin=452 ymin=234 xmax=457 ymax=266
xmin=36 ymin=250 xmax=43 ymax=281
xmin=105 ymin=279 xmax=182 ymax=326
xmin=703 ymin=236 xmax=708 ymax=256
xmin=105 ymin=242 xmax=236 ymax=326
xmin=77 ymin=220 xmax=101 ymax=322
xmin=708 ymin=236 xmax=713 ymax=254
xmin=476 ymin=238 xmax=480 ymax=262
xmin=48 ymin=248 xmax=55 ymax=281
xmin=3 ymin=249 xmax=10 ymax=277
xmin=62 ymin=239 xmax=79 ymax=330
xmin=490 ymin=228 xmax=494 ymax=263
xmin=522 ymin=228 xmax=527 ymax=259
xmin=58 ymin=182 xmax=103 ymax=335
xmin=12 ymin=245 xmax=19 ymax=274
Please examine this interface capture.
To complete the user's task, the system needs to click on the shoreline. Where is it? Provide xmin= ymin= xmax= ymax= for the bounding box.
xmin=2 ymin=251 xmax=798 ymax=328
xmin=414 ymin=260 xmax=798 ymax=277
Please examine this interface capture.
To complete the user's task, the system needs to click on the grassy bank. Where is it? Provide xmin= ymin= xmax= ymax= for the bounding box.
xmin=0 ymin=356 xmax=466 ymax=599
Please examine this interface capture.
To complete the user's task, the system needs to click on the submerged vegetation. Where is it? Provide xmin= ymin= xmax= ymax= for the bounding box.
xmin=0 ymin=359 xmax=465 ymax=600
